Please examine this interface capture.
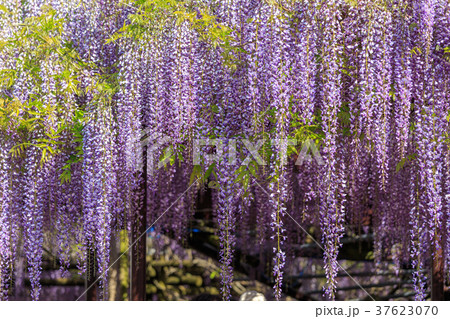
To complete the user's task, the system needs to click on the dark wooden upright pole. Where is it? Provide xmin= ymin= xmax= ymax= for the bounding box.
xmin=431 ymin=232 xmax=444 ymax=301
xmin=131 ymin=145 xmax=147 ymax=301
xmin=86 ymin=245 xmax=98 ymax=301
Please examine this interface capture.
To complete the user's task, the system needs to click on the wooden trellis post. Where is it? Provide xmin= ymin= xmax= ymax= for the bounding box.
xmin=131 ymin=145 xmax=147 ymax=301
xmin=431 ymin=231 xmax=444 ymax=301
xmin=86 ymin=245 xmax=98 ymax=301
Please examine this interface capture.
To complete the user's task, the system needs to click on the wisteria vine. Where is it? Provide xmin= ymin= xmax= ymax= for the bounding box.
xmin=0 ymin=0 xmax=449 ymax=301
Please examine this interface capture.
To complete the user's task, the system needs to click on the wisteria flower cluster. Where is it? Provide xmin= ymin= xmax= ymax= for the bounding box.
xmin=0 ymin=0 xmax=449 ymax=301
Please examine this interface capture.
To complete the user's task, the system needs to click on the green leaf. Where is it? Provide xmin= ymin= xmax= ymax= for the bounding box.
xmin=210 ymin=271 xmax=220 ymax=279
xmin=208 ymin=180 xmax=220 ymax=189
xmin=365 ymin=251 xmax=374 ymax=260
xmin=248 ymin=161 xmax=258 ymax=178
xmin=204 ymin=163 xmax=216 ymax=180
xmin=189 ymin=165 xmax=202 ymax=185
xmin=211 ymin=104 xmax=219 ymax=113
xmin=0 ymin=4 xmax=10 ymax=12
xmin=396 ymin=157 xmax=407 ymax=173
xmin=234 ymin=167 xmax=247 ymax=183
xmin=242 ymin=172 xmax=250 ymax=190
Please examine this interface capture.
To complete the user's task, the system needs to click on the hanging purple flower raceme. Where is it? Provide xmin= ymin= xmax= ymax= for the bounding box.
xmin=343 ymin=3 xmax=367 ymax=227
xmin=176 ymin=22 xmax=200 ymax=142
xmin=409 ymin=166 xmax=428 ymax=300
xmin=409 ymin=0 xmax=447 ymax=300
xmin=268 ymin=149 xmax=288 ymax=300
xmin=357 ymin=0 xmax=376 ymax=140
xmin=434 ymin=0 xmax=450 ymax=61
xmin=194 ymin=41 xmax=221 ymax=139
xmin=245 ymin=4 xmax=263 ymax=136
xmin=24 ymin=0 xmax=43 ymax=17
xmin=437 ymin=2 xmax=450 ymax=273
xmin=359 ymin=1 xmax=393 ymax=188
xmin=254 ymin=2 xmax=275 ymax=124
xmin=0 ymin=135 xmax=20 ymax=300
xmin=0 ymin=1 xmax=43 ymax=301
xmin=57 ymin=156 xmax=82 ymax=277
xmin=93 ymin=111 xmax=116 ymax=300
xmin=228 ymin=0 xmax=257 ymax=136
xmin=392 ymin=0 xmax=413 ymax=159
xmin=41 ymin=156 xmax=66 ymax=274
xmin=427 ymin=64 xmax=447 ymax=249
xmin=213 ymin=59 xmax=241 ymax=301
xmin=0 ymin=0 xmax=21 ymax=40
xmin=416 ymin=0 xmax=435 ymax=59
xmin=22 ymin=144 xmax=46 ymax=301
xmin=68 ymin=0 xmax=122 ymax=300
xmin=263 ymin=3 xmax=296 ymax=299
xmin=317 ymin=0 xmax=345 ymax=300
xmin=290 ymin=1 xmax=318 ymax=124
xmin=445 ymin=144 xmax=450 ymax=275
xmin=155 ymin=26 xmax=179 ymax=140
xmin=244 ymin=3 xmax=280 ymax=253
xmin=0 ymin=0 xmax=450 ymax=301
xmin=210 ymin=0 xmax=255 ymax=291
xmin=116 ymin=42 xmax=145 ymax=235
xmin=216 ymin=160 xmax=238 ymax=300
xmin=81 ymin=102 xmax=117 ymax=299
